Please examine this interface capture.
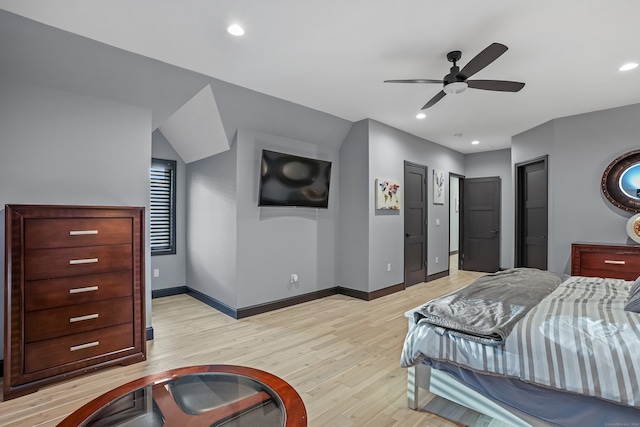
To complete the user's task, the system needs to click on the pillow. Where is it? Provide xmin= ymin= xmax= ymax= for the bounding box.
xmin=625 ymin=276 xmax=640 ymax=313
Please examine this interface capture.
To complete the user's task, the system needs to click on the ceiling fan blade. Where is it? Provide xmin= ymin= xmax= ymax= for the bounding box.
xmin=422 ymin=91 xmax=446 ymax=109
xmin=467 ymin=80 xmax=525 ymax=92
xmin=458 ymin=43 xmax=508 ymax=79
xmin=384 ymin=79 xmax=443 ymax=84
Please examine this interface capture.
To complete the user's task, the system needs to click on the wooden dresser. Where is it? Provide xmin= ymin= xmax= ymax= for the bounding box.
xmin=4 ymin=204 xmax=146 ymax=400
xmin=571 ymin=242 xmax=640 ymax=281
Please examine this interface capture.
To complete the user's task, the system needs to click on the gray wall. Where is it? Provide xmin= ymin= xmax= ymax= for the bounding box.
xmin=151 ymin=130 xmax=187 ymax=290
xmin=513 ymin=103 xmax=640 ymax=274
xmin=337 ymin=120 xmax=370 ymax=292
xmin=184 ymin=79 xmax=352 ymax=310
xmin=0 ymin=78 xmax=152 ymax=357
xmin=185 ymin=129 xmax=340 ymax=310
xmin=368 ymin=120 xmax=465 ymax=283
xmin=337 ymin=119 xmax=465 ymax=292
xmin=361 ymin=122 xmax=517 ymax=280
xmin=464 ymin=149 xmax=514 ymax=269
xmin=186 ymin=141 xmax=238 ymax=308
xmin=235 ymin=130 xmax=339 ymax=307
xmin=189 ymin=108 xmax=468 ymax=302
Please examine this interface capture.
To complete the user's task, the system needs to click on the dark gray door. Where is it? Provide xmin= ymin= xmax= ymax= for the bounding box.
xmin=515 ymin=156 xmax=548 ymax=269
xmin=404 ymin=162 xmax=427 ymax=286
xmin=461 ymin=177 xmax=501 ymax=273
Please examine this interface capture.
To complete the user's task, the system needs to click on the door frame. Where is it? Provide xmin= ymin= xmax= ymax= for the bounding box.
xmin=514 ymin=155 xmax=549 ymax=268
xmin=449 ymin=173 xmax=464 ymax=271
xmin=460 ymin=176 xmax=501 ymax=272
xmin=403 ymin=161 xmax=428 ymax=286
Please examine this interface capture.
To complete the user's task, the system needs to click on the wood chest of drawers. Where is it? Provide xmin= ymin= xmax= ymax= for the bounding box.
xmin=571 ymin=242 xmax=640 ymax=281
xmin=4 ymin=205 xmax=146 ymax=399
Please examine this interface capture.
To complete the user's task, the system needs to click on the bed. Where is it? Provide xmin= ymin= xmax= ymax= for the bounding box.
xmin=401 ymin=268 xmax=640 ymax=426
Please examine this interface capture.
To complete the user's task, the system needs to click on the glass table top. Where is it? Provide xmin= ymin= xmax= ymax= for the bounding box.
xmin=57 ymin=365 xmax=307 ymax=427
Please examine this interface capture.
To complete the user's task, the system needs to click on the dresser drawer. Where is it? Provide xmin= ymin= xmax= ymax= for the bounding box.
xmin=25 ymin=218 xmax=132 ymax=249
xmin=24 ymin=323 xmax=134 ymax=374
xmin=572 ymin=243 xmax=640 ymax=280
xmin=579 ymin=252 xmax=640 ymax=273
xmin=25 ymin=297 xmax=133 ymax=343
xmin=24 ymin=245 xmax=132 ymax=281
xmin=25 ymin=271 xmax=132 ymax=311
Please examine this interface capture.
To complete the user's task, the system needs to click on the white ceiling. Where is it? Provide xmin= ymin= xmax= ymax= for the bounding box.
xmin=2 ymin=0 xmax=640 ymax=154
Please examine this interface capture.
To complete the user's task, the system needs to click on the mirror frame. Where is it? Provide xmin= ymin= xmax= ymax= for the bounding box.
xmin=601 ymin=149 xmax=640 ymax=212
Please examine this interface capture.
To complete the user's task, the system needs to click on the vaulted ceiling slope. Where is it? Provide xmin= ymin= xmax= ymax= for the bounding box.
xmin=2 ymin=1 xmax=640 ymax=153
xmin=0 ymin=10 xmax=210 ymax=131
xmin=0 ymin=10 xmax=353 ymax=155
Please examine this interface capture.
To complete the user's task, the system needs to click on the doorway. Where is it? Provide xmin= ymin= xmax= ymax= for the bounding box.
xmin=403 ymin=161 xmax=428 ymax=286
xmin=515 ymin=156 xmax=548 ymax=269
xmin=460 ymin=177 xmax=501 ymax=273
xmin=449 ymin=174 xmax=463 ymax=271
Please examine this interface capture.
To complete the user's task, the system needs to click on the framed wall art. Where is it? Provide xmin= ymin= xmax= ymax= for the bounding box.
xmin=375 ymin=179 xmax=401 ymax=210
xmin=433 ymin=169 xmax=445 ymax=204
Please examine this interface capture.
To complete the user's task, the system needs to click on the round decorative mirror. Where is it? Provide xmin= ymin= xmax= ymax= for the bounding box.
xmin=602 ymin=149 xmax=640 ymax=212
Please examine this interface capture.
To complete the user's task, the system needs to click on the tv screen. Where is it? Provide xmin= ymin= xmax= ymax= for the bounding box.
xmin=258 ymin=150 xmax=332 ymax=208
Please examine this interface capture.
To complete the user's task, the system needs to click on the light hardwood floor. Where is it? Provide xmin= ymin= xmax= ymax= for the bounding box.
xmin=0 ymin=267 xmax=509 ymax=427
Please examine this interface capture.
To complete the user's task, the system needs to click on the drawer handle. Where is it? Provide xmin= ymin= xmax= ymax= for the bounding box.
xmin=69 ymin=230 xmax=99 ymax=236
xmin=604 ymin=260 xmax=626 ymax=265
xmin=69 ymin=286 xmax=99 ymax=294
xmin=69 ymin=258 xmax=98 ymax=265
xmin=70 ymin=341 xmax=99 ymax=352
xmin=70 ymin=313 xmax=99 ymax=323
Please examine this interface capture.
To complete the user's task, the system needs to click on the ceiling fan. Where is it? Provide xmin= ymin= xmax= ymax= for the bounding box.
xmin=384 ymin=42 xmax=525 ymax=109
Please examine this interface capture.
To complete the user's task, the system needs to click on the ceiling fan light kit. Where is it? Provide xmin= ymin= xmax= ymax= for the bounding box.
xmin=443 ymin=81 xmax=468 ymax=95
xmin=385 ymin=42 xmax=525 ymax=109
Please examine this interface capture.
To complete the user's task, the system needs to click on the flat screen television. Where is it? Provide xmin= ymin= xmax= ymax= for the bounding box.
xmin=258 ymin=149 xmax=332 ymax=208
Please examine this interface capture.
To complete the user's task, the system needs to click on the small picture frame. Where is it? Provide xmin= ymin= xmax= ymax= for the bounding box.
xmin=433 ymin=169 xmax=445 ymax=205
xmin=375 ymin=179 xmax=401 ymax=210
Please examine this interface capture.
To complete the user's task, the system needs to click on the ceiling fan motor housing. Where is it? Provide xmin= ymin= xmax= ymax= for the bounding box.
xmin=444 ymin=51 xmax=468 ymax=94
xmin=444 ymin=51 xmax=467 ymax=86
xmin=444 ymin=66 xmax=464 ymax=84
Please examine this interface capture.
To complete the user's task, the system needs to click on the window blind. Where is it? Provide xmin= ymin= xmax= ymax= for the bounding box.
xmin=150 ymin=158 xmax=176 ymax=255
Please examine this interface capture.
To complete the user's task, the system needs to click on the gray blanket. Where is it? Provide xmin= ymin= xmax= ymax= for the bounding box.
xmin=414 ymin=268 xmax=562 ymax=345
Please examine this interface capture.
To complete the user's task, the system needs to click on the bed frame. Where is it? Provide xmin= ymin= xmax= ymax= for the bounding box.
xmin=405 ymin=308 xmax=545 ymax=427
xmin=407 ymin=363 xmax=546 ymax=427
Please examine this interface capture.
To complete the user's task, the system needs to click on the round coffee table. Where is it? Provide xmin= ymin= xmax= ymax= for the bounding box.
xmin=57 ymin=365 xmax=307 ymax=426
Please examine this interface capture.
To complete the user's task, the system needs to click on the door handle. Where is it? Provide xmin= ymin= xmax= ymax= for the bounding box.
xmin=405 ymin=233 xmax=411 ymax=238
xmin=490 ymin=230 xmax=499 ymax=234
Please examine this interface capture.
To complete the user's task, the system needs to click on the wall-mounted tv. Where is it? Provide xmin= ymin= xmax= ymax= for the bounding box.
xmin=258 ymin=149 xmax=332 ymax=208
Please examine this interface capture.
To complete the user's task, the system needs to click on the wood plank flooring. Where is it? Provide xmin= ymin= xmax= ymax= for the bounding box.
xmin=0 ymin=266 xmax=510 ymax=426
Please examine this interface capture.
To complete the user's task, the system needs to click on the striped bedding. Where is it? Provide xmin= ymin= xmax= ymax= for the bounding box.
xmin=401 ymin=275 xmax=640 ymax=408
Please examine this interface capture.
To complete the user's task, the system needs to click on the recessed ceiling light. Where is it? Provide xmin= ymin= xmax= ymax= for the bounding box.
xmin=227 ymin=24 xmax=245 ymax=36
xmin=416 ymin=113 xmax=426 ymax=119
xmin=619 ymin=62 xmax=638 ymax=71
xmin=471 ymin=140 xmax=480 ymax=145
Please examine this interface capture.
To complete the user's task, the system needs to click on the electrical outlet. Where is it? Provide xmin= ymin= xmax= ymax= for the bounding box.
xmin=387 ymin=263 xmax=391 ymax=272
xmin=290 ymin=273 xmax=298 ymax=283
xmin=435 ymin=256 xmax=439 ymax=264
xmin=153 ymin=268 xmax=159 ymax=277
xmin=436 ymin=218 xmax=440 ymax=226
